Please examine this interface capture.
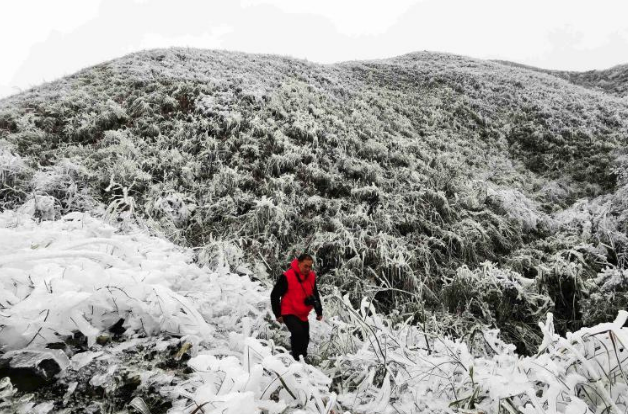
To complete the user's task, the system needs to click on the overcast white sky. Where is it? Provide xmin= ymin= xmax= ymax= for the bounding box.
xmin=2 ymin=0 xmax=628 ymax=99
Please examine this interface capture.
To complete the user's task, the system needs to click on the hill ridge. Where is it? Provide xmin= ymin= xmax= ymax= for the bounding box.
xmin=492 ymin=58 xmax=628 ymax=97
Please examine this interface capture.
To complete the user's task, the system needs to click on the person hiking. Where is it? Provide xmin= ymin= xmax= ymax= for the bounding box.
xmin=270 ymin=253 xmax=323 ymax=362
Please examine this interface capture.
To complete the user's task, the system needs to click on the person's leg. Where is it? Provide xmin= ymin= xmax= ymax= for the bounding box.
xmin=283 ymin=315 xmax=307 ymax=360
xmin=301 ymin=319 xmax=310 ymax=360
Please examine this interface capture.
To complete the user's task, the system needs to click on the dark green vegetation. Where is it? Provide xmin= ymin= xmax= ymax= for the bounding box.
xmin=2 ymin=49 xmax=628 ymax=353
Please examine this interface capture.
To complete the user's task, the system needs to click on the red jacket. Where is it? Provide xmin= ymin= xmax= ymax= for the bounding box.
xmin=280 ymin=259 xmax=316 ymax=321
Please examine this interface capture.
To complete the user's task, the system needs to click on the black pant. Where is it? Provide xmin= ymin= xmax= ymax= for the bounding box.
xmin=283 ymin=315 xmax=310 ymax=361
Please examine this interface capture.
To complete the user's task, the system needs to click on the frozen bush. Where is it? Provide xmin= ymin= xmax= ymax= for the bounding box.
xmin=30 ymin=158 xmax=96 ymax=213
xmin=150 ymin=192 xmax=196 ymax=227
xmin=16 ymin=195 xmax=58 ymax=221
xmin=88 ymin=130 xmax=152 ymax=192
xmin=323 ymin=294 xmax=628 ymax=414
xmin=442 ymin=262 xmax=550 ymax=352
xmin=581 ymin=267 xmax=628 ymax=326
xmin=0 ymin=144 xmax=31 ymax=209
xmin=0 ymin=144 xmax=28 ymax=184
xmin=486 ymin=187 xmax=551 ymax=232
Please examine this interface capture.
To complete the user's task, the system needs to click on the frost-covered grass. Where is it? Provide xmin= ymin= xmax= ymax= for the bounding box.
xmin=1 ymin=48 xmax=628 ymax=353
xmin=2 ymin=210 xmax=628 ymax=414
xmin=495 ymin=60 xmax=628 ymax=98
xmin=0 ymin=209 xmax=335 ymax=413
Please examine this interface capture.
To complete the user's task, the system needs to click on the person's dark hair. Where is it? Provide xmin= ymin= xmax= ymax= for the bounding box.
xmin=297 ymin=253 xmax=314 ymax=262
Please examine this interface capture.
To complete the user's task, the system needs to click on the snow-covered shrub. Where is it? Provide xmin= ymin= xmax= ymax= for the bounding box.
xmin=88 ymin=130 xmax=152 ymax=193
xmin=350 ymin=184 xmax=380 ymax=205
xmin=486 ymin=187 xmax=551 ymax=232
xmin=140 ymin=189 xmax=198 ymax=243
xmin=613 ymin=152 xmax=628 ymax=186
xmin=323 ymin=294 xmax=628 ymax=414
xmin=128 ymin=95 xmax=156 ymax=118
xmin=421 ymin=188 xmax=453 ymax=221
xmin=149 ymin=192 xmax=196 ymax=228
xmin=535 ymin=251 xmax=592 ymax=336
xmin=173 ymin=337 xmax=338 ymax=414
xmin=64 ymin=99 xmax=128 ymax=144
xmin=553 ymin=199 xmax=593 ymax=237
xmin=553 ymin=189 xmax=628 ymax=268
xmin=17 ymin=194 xmax=57 ymax=220
xmin=8 ymin=129 xmax=49 ymax=157
xmin=0 ymin=143 xmax=28 ymax=184
xmin=196 ymin=238 xmax=251 ymax=275
xmin=356 ymin=139 xmax=388 ymax=162
xmin=30 ymin=157 xmax=96 ymax=213
xmin=581 ymin=267 xmax=628 ymax=326
xmin=337 ymin=158 xmax=383 ymax=184
xmin=211 ymin=166 xmax=242 ymax=197
xmin=0 ymin=143 xmax=31 ymax=209
xmin=539 ymin=179 xmax=570 ymax=206
xmin=442 ymin=262 xmax=550 ymax=352
xmin=244 ymin=196 xmax=292 ymax=238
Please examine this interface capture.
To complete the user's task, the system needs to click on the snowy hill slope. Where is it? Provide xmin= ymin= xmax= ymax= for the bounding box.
xmin=1 ymin=48 xmax=628 ymax=355
xmin=494 ymin=60 xmax=628 ymax=98
xmin=554 ymin=64 xmax=628 ymax=97
xmin=2 ymin=210 xmax=628 ymax=413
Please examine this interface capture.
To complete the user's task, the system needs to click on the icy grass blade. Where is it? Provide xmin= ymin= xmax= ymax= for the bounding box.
xmin=129 ymin=397 xmax=151 ymax=414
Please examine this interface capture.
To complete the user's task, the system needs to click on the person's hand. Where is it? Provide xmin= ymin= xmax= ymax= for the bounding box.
xmin=276 ymin=316 xmax=284 ymax=324
xmin=316 ymin=315 xmax=323 ymax=321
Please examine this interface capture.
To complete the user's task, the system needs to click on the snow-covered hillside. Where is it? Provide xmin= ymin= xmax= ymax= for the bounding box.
xmin=2 ymin=48 xmax=628 ymax=356
xmin=2 ymin=48 xmax=628 ymax=413
xmin=494 ymin=60 xmax=628 ymax=97
xmin=2 ymin=209 xmax=628 ymax=414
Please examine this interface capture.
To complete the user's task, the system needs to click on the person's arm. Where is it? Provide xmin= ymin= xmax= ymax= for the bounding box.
xmin=313 ymin=281 xmax=323 ymax=317
xmin=270 ymin=274 xmax=288 ymax=319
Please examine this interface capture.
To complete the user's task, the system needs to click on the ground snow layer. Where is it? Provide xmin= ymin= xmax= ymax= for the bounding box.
xmin=0 ymin=210 xmax=336 ymax=413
